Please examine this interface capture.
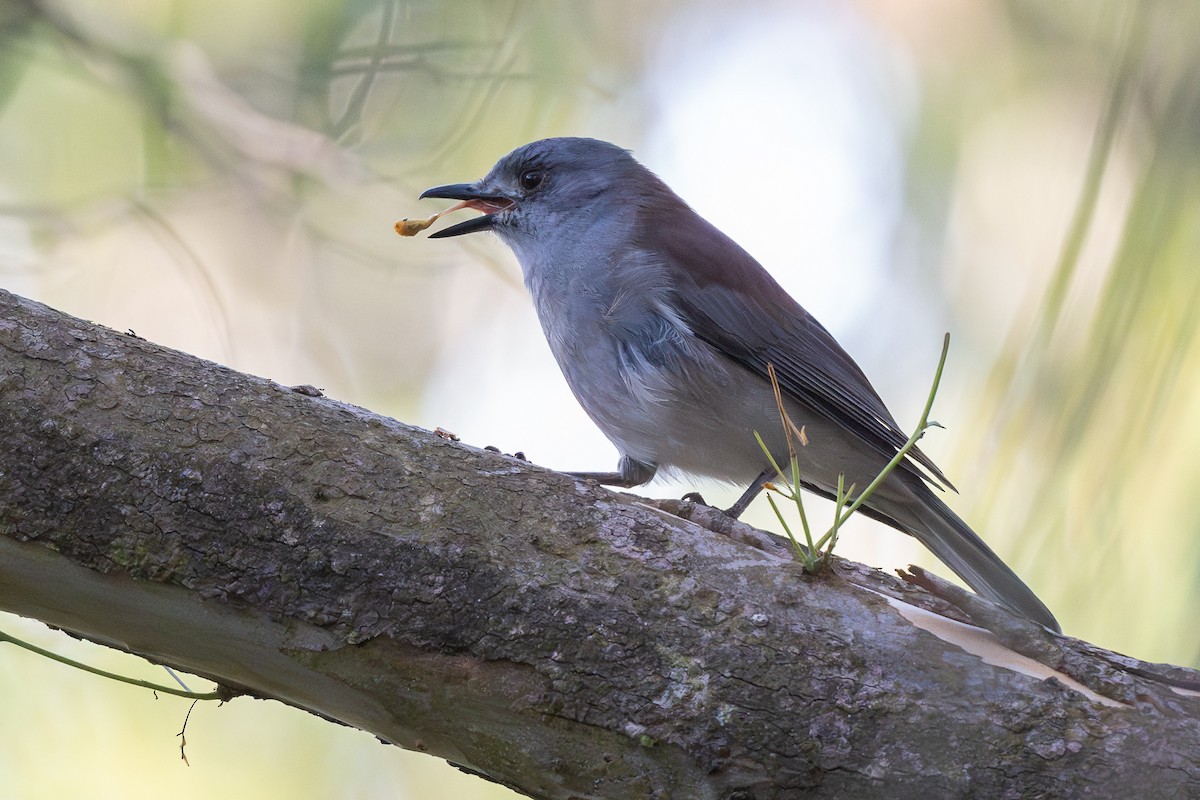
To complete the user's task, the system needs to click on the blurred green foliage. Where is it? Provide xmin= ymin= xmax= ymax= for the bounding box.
xmin=922 ymin=1 xmax=1200 ymax=664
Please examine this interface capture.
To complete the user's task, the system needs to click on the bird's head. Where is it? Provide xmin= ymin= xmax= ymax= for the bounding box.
xmin=420 ymin=137 xmax=654 ymax=244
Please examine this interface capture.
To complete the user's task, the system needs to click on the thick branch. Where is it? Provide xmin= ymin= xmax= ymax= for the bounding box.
xmin=0 ymin=288 xmax=1197 ymax=799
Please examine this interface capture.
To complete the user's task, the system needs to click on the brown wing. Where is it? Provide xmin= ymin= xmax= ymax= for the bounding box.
xmin=634 ymin=189 xmax=954 ymax=490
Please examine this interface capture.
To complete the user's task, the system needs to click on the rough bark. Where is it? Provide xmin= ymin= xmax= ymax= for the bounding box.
xmin=0 ymin=287 xmax=1197 ymax=799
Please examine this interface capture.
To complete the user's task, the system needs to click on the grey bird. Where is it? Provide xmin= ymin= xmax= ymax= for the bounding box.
xmin=420 ymin=137 xmax=1059 ymax=632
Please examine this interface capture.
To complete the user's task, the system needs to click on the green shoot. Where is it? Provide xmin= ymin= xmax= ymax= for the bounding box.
xmin=754 ymin=333 xmax=952 ymax=573
xmin=0 ymin=627 xmax=224 ymax=701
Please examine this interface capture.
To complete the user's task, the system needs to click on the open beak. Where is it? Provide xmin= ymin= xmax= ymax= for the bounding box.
xmin=419 ymin=182 xmax=514 ymax=238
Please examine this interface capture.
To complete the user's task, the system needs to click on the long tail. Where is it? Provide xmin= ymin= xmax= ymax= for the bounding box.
xmin=867 ymin=478 xmax=1061 ymax=633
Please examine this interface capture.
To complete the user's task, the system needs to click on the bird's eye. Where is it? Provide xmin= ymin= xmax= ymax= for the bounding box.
xmin=518 ymin=169 xmax=544 ymax=192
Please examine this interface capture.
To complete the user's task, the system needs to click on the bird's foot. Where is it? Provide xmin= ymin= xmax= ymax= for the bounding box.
xmin=484 ymin=445 xmax=528 ymax=461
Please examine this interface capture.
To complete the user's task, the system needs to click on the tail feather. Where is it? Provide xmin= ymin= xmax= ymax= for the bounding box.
xmin=870 ymin=479 xmax=1060 ymax=633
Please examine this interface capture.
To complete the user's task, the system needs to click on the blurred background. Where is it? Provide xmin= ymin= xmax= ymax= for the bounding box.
xmin=2 ymin=0 xmax=1198 ymax=797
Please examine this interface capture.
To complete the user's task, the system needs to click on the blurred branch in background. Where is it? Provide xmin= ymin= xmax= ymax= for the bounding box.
xmin=0 ymin=0 xmax=631 ymax=407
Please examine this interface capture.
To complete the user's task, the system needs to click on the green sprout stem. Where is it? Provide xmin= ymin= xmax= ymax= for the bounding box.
xmin=755 ymin=333 xmax=952 ymax=573
xmin=826 ymin=332 xmax=950 ymax=533
xmin=0 ymin=628 xmax=224 ymax=701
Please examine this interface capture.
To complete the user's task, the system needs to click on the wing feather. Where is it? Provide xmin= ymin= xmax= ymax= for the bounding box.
xmin=633 ymin=191 xmax=954 ymax=490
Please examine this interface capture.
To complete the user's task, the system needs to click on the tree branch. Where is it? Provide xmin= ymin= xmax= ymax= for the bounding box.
xmin=1 ymin=288 xmax=1197 ymax=799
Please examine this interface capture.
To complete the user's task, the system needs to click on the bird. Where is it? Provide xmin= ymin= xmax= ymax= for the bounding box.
xmin=418 ymin=136 xmax=1059 ymax=632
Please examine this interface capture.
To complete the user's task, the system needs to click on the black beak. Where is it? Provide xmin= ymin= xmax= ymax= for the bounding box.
xmin=419 ymin=182 xmax=483 ymax=201
xmin=420 ymin=182 xmax=512 ymax=238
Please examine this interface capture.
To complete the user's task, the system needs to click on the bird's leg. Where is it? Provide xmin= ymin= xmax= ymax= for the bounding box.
xmin=724 ymin=468 xmax=775 ymax=518
xmin=568 ymin=456 xmax=656 ymax=488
